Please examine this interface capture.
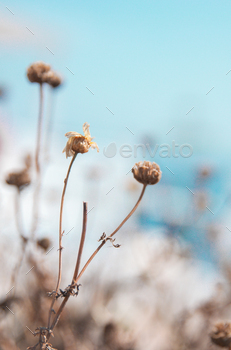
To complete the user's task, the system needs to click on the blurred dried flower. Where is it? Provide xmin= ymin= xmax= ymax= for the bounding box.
xmin=6 ymin=169 xmax=31 ymax=190
xmin=63 ymin=122 xmax=99 ymax=158
xmin=37 ymin=238 xmax=51 ymax=252
xmin=132 ymin=161 xmax=161 ymax=185
xmin=43 ymin=70 xmax=62 ymax=88
xmin=198 ymin=165 xmax=213 ymax=179
xmin=27 ymin=61 xmax=51 ymax=84
xmin=210 ymin=322 xmax=231 ymax=347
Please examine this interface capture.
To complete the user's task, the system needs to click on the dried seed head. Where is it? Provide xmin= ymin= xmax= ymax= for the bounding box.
xmin=210 ymin=322 xmax=231 ymax=347
xmin=63 ymin=122 xmax=99 ymax=158
xmin=27 ymin=61 xmax=51 ymax=84
xmin=132 ymin=161 xmax=161 ymax=185
xmin=43 ymin=70 xmax=62 ymax=88
xmin=37 ymin=238 xmax=51 ymax=251
xmin=6 ymin=169 xmax=31 ymax=190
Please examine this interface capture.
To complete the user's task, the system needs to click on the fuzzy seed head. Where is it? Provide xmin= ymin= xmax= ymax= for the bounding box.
xmin=132 ymin=161 xmax=161 ymax=185
xmin=43 ymin=70 xmax=62 ymax=88
xmin=27 ymin=61 xmax=51 ymax=84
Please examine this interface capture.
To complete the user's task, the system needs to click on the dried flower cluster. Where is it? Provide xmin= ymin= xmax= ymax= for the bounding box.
xmin=63 ymin=122 xmax=99 ymax=157
xmin=132 ymin=161 xmax=162 ymax=185
xmin=27 ymin=61 xmax=62 ymax=88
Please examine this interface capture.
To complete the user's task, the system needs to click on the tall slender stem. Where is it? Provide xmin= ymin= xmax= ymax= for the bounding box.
xmin=47 ymin=153 xmax=77 ymax=328
xmin=11 ymin=189 xmax=28 ymax=290
xmin=35 ymin=83 xmax=44 ymax=174
xmin=31 ymin=83 xmax=44 ymax=239
xmin=75 ymin=184 xmax=146 ymax=284
xmin=48 ymin=202 xmax=87 ymax=335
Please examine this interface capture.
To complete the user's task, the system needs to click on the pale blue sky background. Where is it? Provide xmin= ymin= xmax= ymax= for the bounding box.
xmin=1 ymin=0 xmax=231 ymax=164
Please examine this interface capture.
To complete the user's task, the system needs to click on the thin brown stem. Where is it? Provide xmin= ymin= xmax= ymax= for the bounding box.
xmin=11 ymin=189 xmax=28 ymax=289
xmin=47 ymin=152 xmax=77 ymax=328
xmin=75 ymin=184 xmax=146 ymax=284
xmin=73 ymin=202 xmax=87 ymax=282
xmin=31 ymin=83 xmax=44 ymax=239
xmin=48 ymin=202 xmax=88 ymax=334
xmin=35 ymin=83 xmax=44 ymax=174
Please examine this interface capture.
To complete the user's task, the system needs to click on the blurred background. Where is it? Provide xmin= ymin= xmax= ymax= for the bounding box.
xmin=1 ymin=1 xmax=231 ymax=349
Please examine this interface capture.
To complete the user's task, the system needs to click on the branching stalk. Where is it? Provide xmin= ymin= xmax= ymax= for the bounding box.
xmin=75 ymin=184 xmax=146 ymax=284
xmin=48 ymin=184 xmax=146 ymax=335
xmin=48 ymin=202 xmax=87 ymax=334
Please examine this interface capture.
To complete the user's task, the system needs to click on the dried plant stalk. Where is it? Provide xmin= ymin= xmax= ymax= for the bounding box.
xmin=48 ymin=202 xmax=87 ymax=334
xmin=11 ymin=189 xmax=28 ymax=289
xmin=48 ymin=184 xmax=146 ymax=335
xmin=31 ymin=84 xmax=44 ymax=239
xmin=76 ymin=184 xmax=147 ymax=283
xmin=47 ymin=152 xmax=77 ymax=328
xmin=35 ymin=83 xmax=44 ymax=174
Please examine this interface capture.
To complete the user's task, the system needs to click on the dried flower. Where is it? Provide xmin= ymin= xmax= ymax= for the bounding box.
xmin=37 ymin=238 xmax=51 ymax=252
xmin=43 ymin=70 xmax=62 ymax=88
xmin=27 ymin=61 xmax=51 ymax=84
xmin=63 ymin=122 xmax=99 ymax=158
xmin=210 ymin=322 xmax=231 ymax=347
xmin=132 ymin=161 xmax=161 ymax=185
xmin=6 ymin=169 xmax=31 ymax=190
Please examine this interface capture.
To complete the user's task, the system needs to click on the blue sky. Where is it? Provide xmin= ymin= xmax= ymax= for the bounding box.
xmin=1 ymin=0 xmax=231 ymax=163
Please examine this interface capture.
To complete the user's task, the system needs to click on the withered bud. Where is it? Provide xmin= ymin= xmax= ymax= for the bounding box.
xmin=37 ymin=238 xmax=51 ymax=251
xmin=132 ymin=161 xmax=162 ymax=185
xmin=6 ymin=169 xmax=31 ymax=190
xmin=27 ymin=61 xmax=51 ymax=84
xmin=210 ymin=322 xmax=231 ymax=347
xmin=43 ymin=70 xmax=62 ymax=88
xmin=72 ymin=136 xmax=91 ymax=154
